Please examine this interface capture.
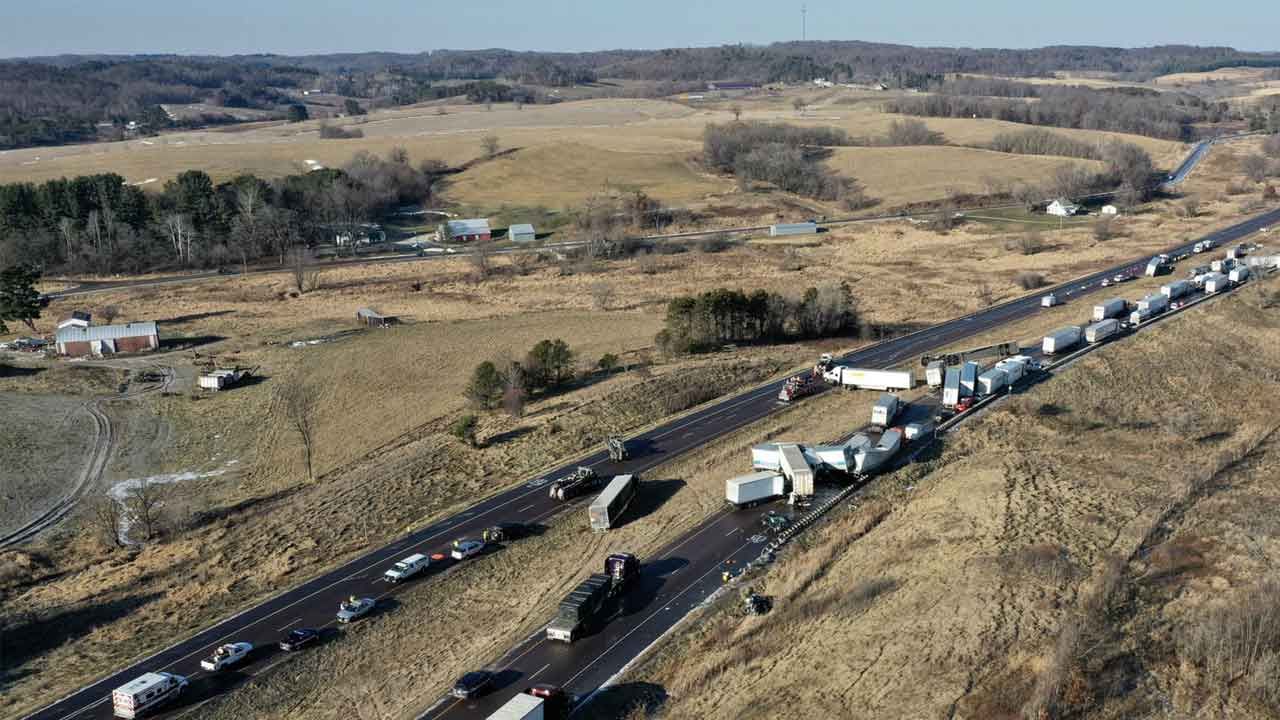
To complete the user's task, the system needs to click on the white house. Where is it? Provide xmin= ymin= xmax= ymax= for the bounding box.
xmin=1046 ymin=199 xmax=1080 ymax=217
xmin=1100 ymin=205 xmax=1119 ymax=215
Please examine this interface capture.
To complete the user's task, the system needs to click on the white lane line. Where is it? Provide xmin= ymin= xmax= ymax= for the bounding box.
xmin=527 ymin=663 xmax=550 ymax=681
xmin=517 ymin=504 xmax=535 ymax=512
xmin=724 ymin=527 xmax=739 ymax=537
xmin=564 ymin=539 xmax=752 ymax=687
xmin=277 ymin=617 xmax=302 ymax=632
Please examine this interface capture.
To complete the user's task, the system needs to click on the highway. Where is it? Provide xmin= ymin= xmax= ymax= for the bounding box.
xmin=24 ymin=202 xmax=1279 ymax=720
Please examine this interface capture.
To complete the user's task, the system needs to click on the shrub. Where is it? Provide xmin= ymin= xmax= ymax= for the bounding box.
xmin=697 ymin=233 xmax=732 ymax=253
xmin=1016 ymin=271 xmax=1046 ymax=290
xmin=1018 ymin=231 xmax=1044 ymax=255
xmin=318 ymin=123 xmax=364 ymax=139
xmin=449 ymin=414 xmax=479 ymax=447
xmin=884 ymin=118 xmax=945 ymax=146
xmin=1092 ymin=216 xmax=1115 ymax=241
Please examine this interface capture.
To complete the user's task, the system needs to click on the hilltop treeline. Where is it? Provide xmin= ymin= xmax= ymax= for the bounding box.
xmin=0 ymin=148 xmax=444 ymax=273
xmin=885 ymin=79 xmax=1221 ymax=140
xmin=656 ymin=283 xmax=859 ymax=354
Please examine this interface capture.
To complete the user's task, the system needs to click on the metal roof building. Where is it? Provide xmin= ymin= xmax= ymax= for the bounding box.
xmin=439 ymin=218 xmax=492 ymax=242
xmin=356 ymin=308 xmax=398 ymax=328
xmin=508 ymin=223 xmax=536 ymax=243
xmin=56 ymin=322 xmax=159 ymax=356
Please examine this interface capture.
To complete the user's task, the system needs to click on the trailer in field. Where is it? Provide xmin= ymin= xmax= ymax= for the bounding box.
xmin=769 ymin=222 xmax=817 ymax=237
xmin=589 ymin=474 xmax=638 ymax=531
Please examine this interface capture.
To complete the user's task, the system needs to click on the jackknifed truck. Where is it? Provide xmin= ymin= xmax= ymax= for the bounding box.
xmin=546 ymin=553 xmax=640 ymax=643
xmin=588 ymin=474 xmax=638 ymax=531
xmin=549 ymin=466 xmax=604 ymax=501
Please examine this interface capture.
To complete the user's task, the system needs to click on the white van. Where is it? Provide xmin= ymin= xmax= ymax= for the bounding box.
xmin=383 ymin=553 xmax=429 ymax=583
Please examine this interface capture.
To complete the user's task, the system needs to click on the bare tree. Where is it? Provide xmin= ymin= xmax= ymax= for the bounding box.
xmin=1019 ymin=231 xmax=1045 ymax=255
xmin=1243 ymin=154 xmax=1270 ymax=183
xmin=89 ymin=495 xmax=124 ymax=549
xmin=163 ymin=213 xmax=194 ymax=265
xmin=126 ymin=479 xmax=167 ymax=542
xmin=976 ymin=281 xmax=994 ymax=307
xmin=792 ymin=98 xmax=807 ymax=115
xmin=731 ymin=105 xmax=743 ymax=121
xmin=1093 ymin=215 xmax=1115 ymax=241
xmin=501 ymin=384 xmax=525 ymax=419
xmin=282 ymin=381 xmax=318 ymax=482
xmin=481 ymin=134 xmax=500 ymax=159
xmin=468 ymin=244 xmax=492 ymax=282
xmin=591 ymin=281 xmax=616 ymax=310
xmin=1178 ymin=196 xmax=1201 ymax=218
xmin=98 ymin=305 xmax=120 ymax=324
xmin=291 ymin=246 xmax=310 ymax=294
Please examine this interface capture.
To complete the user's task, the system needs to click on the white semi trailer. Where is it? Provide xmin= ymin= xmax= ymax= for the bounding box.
xmin=1085 ymin=319 xmax=1120 ymax=344
xmin=1092 ymin=298 xmax=1127 ymax=321
xmin=1042 ymin=326 xmax=1082 ymax=355
xmin=871 ymin=393 xmax=900 ymax=427
xmin=725 ymin=471 xmax=786 ymax=507
xmin=823 ymin=366 xmax=915 ymax=391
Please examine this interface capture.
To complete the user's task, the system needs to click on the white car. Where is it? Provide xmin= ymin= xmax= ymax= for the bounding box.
xmin=337 ymin=596 xmax=376 ymax=623
xmin=451 ymin=538 xmax=486 ymax=561
xmin=200 ymin=642 xmax=253 ymax=671
xmin=1100 ymin=278 xmax=1111 ymax=287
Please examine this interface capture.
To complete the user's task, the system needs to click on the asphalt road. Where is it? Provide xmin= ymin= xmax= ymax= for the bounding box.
xmin=24 ymin=200 xmax=1278 ymax=720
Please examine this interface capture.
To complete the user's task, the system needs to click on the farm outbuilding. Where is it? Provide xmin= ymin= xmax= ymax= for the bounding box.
xmin=438 ymin=219 xmax=491 ymax=243
xmin=356 ymin=308 xmax=399 ymax=328
xmin=508 ymin=223 xmax=536 ymax=243
xmin=56 ymin=322 xmax=159 ymax=357
xmin=57 ymin=311 xmax=91 ymax=330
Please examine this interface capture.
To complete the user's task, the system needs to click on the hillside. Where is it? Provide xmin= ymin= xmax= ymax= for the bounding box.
xmin=617 ymin=275 xmax=1280 ymax=719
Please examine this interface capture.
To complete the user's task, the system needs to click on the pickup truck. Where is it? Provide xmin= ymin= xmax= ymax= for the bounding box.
xmin=200 ymin=642 xmax=253 ymax=671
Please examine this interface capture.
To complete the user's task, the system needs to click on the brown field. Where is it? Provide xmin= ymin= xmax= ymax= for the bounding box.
xmin=1154 ymin=66 xmax=1275 ymax=85
xmin=0 ymin=98 xmax=1186 ymax=214
xmin=619 ymin=273 xmax=1280 ymax=720
xmin=825 ymin=145 xmax=1104 ymax=207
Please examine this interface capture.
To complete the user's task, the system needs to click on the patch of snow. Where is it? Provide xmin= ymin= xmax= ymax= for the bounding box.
xmin=108 ymin=468 xmax=230 ymax=543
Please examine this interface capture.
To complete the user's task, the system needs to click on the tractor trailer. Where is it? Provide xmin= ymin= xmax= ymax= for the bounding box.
xmin=1092 ymin=298 xmax=1127 ymax=321
xmin=588 ymin=474 xmax=638 ymax=531
xmin=1042 ymin=326 xmax=1082 ymax=355
xmin=1085 ymin=319 xmax=1120 ymax=344
xmin=546 ymin=553 xmax=639 ymax=643
xmin=823 ymin=367 xmax=915 ymax=391
xmin=725 ymin=471 xmax=786 ymax=507
xmin=871 ymin=393 xmax=900 ymax=427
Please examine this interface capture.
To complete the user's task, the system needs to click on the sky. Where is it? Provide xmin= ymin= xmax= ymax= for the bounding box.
xmin=1 ymin=0 xmax=1275 ymax=57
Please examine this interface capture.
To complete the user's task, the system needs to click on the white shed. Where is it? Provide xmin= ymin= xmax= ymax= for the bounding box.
xmin=1046 ymin=199 xmax=1080 ymax=217
xmin=508 ymin=223 xmax=536 ymax=242
xmin=1100 ymin=204 xmax=1118 ymax=215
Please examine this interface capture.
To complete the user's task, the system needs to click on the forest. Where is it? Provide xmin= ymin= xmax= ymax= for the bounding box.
xmin=0 ymin=148 xmax=446 ymax=273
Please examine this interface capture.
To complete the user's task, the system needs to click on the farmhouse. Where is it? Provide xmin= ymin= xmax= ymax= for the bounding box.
xmin=1100 ymin=204 xmax=1119 ymax=215
xmin=438 ymin=219 xmax=491 ymax=243
xmin=1046 ymin=198 xmax=1080 ymax=217
xmin=56 ymin=322 xmax=159 ymax=357
xmin=508 ymin=223 xmax=536 ymax=243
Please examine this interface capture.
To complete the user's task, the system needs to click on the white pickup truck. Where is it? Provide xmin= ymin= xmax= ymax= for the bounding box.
xmin=200 ymin=642 xmax=253 ymax=671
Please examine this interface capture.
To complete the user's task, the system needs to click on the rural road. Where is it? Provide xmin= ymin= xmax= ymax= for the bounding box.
xmin=24 ymin=203 xmax=1280 ymax=720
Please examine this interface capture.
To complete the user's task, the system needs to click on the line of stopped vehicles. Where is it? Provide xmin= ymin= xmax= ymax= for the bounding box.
xmin=104 ymin=241 xmax=1266 ymax=720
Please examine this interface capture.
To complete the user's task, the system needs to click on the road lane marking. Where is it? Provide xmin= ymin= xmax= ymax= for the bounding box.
xmin=724 ymin=528 xmax=740 ymax=537
xmin=528 ymin=663 xmax=550 ymax=681
xmin=276 ymin=617 xmax=302 ymax=631
xmin=517 ymin=504 xmax=535 ymax=512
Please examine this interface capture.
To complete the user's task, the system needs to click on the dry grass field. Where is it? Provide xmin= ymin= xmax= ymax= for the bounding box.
xmin=617 ymin=275 xmax=1280 ymax=720
xmin=0 ymin=394 xmax=96 ymax=537
xmin=0 ymin=97 xmax=1186 ymax=214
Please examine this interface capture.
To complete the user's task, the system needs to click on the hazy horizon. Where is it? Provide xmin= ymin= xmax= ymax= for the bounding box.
xmin=3 ymin=0 xmax=1277 ymax=59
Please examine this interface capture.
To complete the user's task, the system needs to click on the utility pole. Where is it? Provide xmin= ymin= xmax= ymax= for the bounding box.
xmin=802 ymin=4 xmax=807 ymax=41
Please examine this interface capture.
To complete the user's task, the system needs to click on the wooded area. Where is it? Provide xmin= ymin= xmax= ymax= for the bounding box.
xmin=656 ymin=283 xmax=860 ymax=354
xmin=0 ymin=148 xmax=446 ymax=272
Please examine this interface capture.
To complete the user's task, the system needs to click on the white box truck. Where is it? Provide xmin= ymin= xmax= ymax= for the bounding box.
xmin=977 ymin=367 xmax=1008 ymax=396
xmin=1211 ymin=258 xmax=1235 ymax=273
xmin=1085 ymin=319 xmax=1119 ymax=344
xmin=1042 ymin=326 xmax=1082 ymax=355
xmin=942 ymin=367 xmax=962 ymax=408
xmin=1041 ymin=293 xmax=1059 ymax=308
xmin=487 ymin=693 xmax=545 ymax=720
xmin=959 ymin=361 xmax=980 ymax=398
xmin=1136 ymin=294 xmax=1168 ymax=315
xmin=925 ymin=360 xmax=946 ymax=388
xmin=1092 ymin=298 xmax=1126 ymax=321
xmin=725 ymin=471 xmax=786 ymax=507
xmin=871 ymin=393 xmax=900 ymax=427
xmin=1229 ymin=266 xmax=1250 ymax=284
xmin=112 ymin=673 xmax=188 ymax=719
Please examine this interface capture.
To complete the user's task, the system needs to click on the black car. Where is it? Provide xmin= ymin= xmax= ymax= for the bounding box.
xmin=451 ymin=670 xmax=494 ymax=699
xmin=278 ymin=627 xmax=320 ymax=652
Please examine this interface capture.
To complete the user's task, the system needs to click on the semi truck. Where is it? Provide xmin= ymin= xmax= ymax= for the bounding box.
xmin=588 ymin=474 xmax=638 ymax=531
xmin=1137 ymin=294 xmax=1169 ymax=315
xmin=1229 ymin=266 xmax=1250 ymax=284
xmin=1206 ymin=273 xmax=1232 ymax=293
xmin=977 ymin=367 xmax=1008 ymax=396
xmin=942 ymin=367 xmax=962 ymax=408
xmin=1042 ymin=326 xmax=1082 ymax=355
xmin=1211 ymin=258 xmax=1236 ymax=273
xmin=111 ymin=673 xmax=188 ymax=718
xmin=1160 ymin=280 xmax=1191 ymax=300
xmin=822 ymin=366 xmax=915 ymax=391
xmin=779 ymin=443 xmax=815 ymax=496
xmin=959 ymin=361 xmax=980 ymax=397
xmin=546 ymin=553 xmax=640 ymax=643
xmin=871 ymin=393 xmax=900 ymax=427
xmin=486 ymin=688 xmax=570 ymax=720
xmin=777 ymin=372 xmax=822 ymax=402
xmin=1085 ymin=319 xmax=1120 ymax=344
xmin=549 ymin=467 xmax=604 ymax=501
xmin=920 ymin=340 xmax=1019 ymax=370
xmin=725 ymin=471 xmax=787 ymax=507
xmin=1092 ymin=298 xmax=1127 ymax=321
xmin=925 ymin=360 xmax=946 ymax=388
xmin=994 ymin=357 xmax=1028 ymax=385
xmin=851 ymin=429 xmax=902 ymax=475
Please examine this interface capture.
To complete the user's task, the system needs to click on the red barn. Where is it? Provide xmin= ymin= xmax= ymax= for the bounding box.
xmin=56 ymin=322 xmax=159 ymax=357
